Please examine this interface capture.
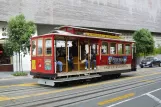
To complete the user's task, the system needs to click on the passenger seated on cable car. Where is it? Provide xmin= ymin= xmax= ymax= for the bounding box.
xmin=56 ymin=51 xmax=63 ymax=72
xmin=85 ymin=50 xmax=96 ymax=70
xmin=68 ymin=53 xmax=74 ymax=71
xmin=56 ymin=56 xmax=63 ymax=72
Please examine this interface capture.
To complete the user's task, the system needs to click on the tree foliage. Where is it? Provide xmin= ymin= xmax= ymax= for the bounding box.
xmin=133 ymin=28 xmax=154 ymax=57
xmin=6 ymin=14 xmax=36 ymax=55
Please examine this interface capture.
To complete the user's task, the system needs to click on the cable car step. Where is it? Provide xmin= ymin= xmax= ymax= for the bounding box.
xmin=38 ymin=74 xmax=101 ymax=86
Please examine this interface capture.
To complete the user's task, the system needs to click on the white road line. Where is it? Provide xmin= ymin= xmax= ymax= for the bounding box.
xmin=107 ymin=88 xmax=161 ymax=107
xmin=146 ymin=93 xmax=161 ymax=103
xmin=106 ymin=94 xmax=145 ymax=107
xmin=148 ymin=88 xmax=161 ymax=94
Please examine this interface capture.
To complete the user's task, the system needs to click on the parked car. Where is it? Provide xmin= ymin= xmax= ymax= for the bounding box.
xmin=140 ymin=57 xmax=161 ymax=68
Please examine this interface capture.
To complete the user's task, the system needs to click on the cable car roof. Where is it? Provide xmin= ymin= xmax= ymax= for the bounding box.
xmin=57 ymin=25 xmax=121 ymax=35
xmin=33 ymin=30 xmax=135 ymax=43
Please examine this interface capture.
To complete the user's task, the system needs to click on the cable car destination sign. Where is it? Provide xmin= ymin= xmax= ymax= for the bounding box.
xmin=84 ymin=33 xmax=123 ymax=39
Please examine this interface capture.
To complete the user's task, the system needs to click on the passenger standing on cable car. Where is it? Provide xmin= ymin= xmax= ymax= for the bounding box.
xmin=84 ymin=50 xmax=88 ymax=70
xmin=68 ymin=53 xmax=74 ymax=71
xmin=85 ymin=50 xmax=96 ymax=70
xmin=71 ymin=41 xmax=78 ymax=56
xmin=68 ymin=41 xmax=77 ymax=71
xmin=91 ymin=50 xmax=97 ymax=70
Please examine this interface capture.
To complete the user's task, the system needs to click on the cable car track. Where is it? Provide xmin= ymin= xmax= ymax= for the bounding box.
xmin=0 ymin=71 xmax=159 ymax=95
xmin=0 ymin=70 xmax=156 ymax=94
xmin=3 ymin=74 xmax=161 ymax=107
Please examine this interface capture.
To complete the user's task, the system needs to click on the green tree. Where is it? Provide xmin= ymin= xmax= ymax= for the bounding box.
xmin=133 ymin=28 xmax=154 ymax=57
xmin=4 ymin=14 xmax=36 ymax=72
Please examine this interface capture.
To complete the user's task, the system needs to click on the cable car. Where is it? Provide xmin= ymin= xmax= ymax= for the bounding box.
xmin=30 ymin=26 xmax=136 ymax=86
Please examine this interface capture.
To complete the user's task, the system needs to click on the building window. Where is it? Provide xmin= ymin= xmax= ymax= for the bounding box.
xmin=125 ymin=44 xmax=131 ymax=55
xmin=102 ymin=42 xmax=108 ymax=54
xmin=110 ymin=43 xmax=116 ymax=54
xmin=38 ymin=39 xmax=43 ymax=55
xmin=118 ymin=44 xmax=124 ymax=54
xmin=32 ymin=40 xmax=36 ymax=56
xmin=2 ymin=27 xmax=7 ymax=36
xmin=45 ymin=39 xmax=52 ymax=55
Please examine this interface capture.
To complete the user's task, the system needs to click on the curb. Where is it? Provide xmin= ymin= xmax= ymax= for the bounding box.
xmin=0 ymin=76 xmax=33 ymax=81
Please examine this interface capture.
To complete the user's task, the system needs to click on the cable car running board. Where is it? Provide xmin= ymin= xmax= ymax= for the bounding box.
xmin=37 ymin=74 xmax=101 ymax=86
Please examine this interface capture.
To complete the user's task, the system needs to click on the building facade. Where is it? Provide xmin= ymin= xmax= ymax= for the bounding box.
xmin=0 ymin=0 xmax=161 ymax=71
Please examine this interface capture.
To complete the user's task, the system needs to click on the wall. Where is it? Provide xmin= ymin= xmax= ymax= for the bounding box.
xmin=0 ymin=22 xmax=7 ymax=39
xmin=0 ymin=0 xmax=161 ymax=33
xmin=37 ymin=24 xmax=58 ymax=35
xmin=153 ymin=34 xmax=161 ymax=47
xmin=13 ymin=52 xmax=31 ymax=72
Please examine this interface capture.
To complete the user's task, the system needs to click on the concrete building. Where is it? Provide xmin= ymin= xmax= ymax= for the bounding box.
xmin=0 ymin=0 xmax=161 ymax=72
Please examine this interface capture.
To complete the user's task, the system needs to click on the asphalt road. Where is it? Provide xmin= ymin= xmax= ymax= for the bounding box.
xmin=0 ymin=67 xmax=161 ymax=107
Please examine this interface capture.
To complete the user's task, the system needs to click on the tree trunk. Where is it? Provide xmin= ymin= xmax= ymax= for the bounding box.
xmin=21 ymin=54 xmax=23 ymax=72
xmin=19 ymin=51 xmax=21 ymax=72
xmin=16 ymin=53 xmax=18 ymax=72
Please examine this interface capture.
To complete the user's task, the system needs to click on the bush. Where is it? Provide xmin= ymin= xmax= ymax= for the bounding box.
xmin=153 ymin=46 xmax=161 ymax=55
xmin=12 ymin=72 xmax=28 ymax=76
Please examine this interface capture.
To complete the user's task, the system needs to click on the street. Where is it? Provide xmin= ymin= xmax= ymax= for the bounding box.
xmin=0 ymin=67 xmax=161 ymax=107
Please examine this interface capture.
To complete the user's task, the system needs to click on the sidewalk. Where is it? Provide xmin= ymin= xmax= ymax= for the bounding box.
xmin=0 ymin=72 xmax=14 ymax=79
xmin=0 ymin=71 xmax=32 ymax=80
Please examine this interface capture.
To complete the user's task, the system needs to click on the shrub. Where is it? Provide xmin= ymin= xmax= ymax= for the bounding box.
xmin=153 ymin=46 xmax=161 ymax=55
xmin=12 ymin=72 xmax=28 ymax=76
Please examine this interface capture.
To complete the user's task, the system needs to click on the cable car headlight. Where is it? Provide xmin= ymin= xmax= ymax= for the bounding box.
xmin=39 ymin=63 xmax=42 ymax=67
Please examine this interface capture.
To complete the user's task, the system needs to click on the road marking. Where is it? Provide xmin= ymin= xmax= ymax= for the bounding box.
xmin=141 ymin=80 xmax=154 ymax=83
xmin=17 ymin=83 xmax=37 ymax=86
xmin=0 ymin=96 xmax=10 ymax=101
xmin=107 ymin=88 xmax=161 ymax=107
xmin=146 ymin=93 xmax=161 ymax=103
xmin=98 ymin=93 xmax=135 ymax=106
xmin=0 ymin=72 xmax=161 ymax=102
xmin=0 ymin=83 xmax=37 ymax=88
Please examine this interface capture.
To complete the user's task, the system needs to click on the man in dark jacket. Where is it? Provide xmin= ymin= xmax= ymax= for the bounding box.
xmin=68 ymin=53 xmax=74 ymax=71
xmin=90 ymin=50 xmax=96 ymax=70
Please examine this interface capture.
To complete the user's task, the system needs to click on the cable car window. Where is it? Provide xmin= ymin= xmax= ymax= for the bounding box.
xmin=32 ymin=40 xmax=36 ymax=56
xmin=110 ymin=43 xmax=116 ymax=54
xmin=45 ymin=39 xmax=52 ymax=55
xmin=91 ymin=44 xmax=98 ymax=54
xmin=118 ymin=44 xmax=124 ymax=54
xmin=38 ymin=39 xmax=43 ymax=55
xmin=125 ymin=44 xmax=131 ymax=55
xmin=102 ymin=42 xmax=108 ymax=54
xmin=56 ymin=40 xmax=67 ymax=57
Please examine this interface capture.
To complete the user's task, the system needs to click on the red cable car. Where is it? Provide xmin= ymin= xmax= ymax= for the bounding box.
xmin=30 ymin=26 xmax=136 ymax=86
